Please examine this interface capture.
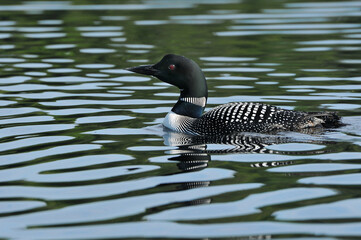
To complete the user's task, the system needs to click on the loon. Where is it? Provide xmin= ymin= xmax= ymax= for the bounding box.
xmin=127 ymin=54 xmax=341 ymax=136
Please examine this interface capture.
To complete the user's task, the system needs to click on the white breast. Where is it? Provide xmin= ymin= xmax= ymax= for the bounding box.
xmin=163 ymin=111 xmax=197 ymax=134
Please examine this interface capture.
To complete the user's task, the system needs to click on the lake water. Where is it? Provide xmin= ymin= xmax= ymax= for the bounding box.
xmin=0 ymin=0 xmax=361 ymax=239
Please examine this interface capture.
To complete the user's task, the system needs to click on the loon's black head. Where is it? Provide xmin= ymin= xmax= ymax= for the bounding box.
xmin=127 ymin=54 xmax=207 ymax=98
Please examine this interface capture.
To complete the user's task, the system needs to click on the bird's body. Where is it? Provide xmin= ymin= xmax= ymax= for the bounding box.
xmin=127 ymin=54 xmax=341 ymax=136
xmin=163 ymin=100 xmax=339 ymax=135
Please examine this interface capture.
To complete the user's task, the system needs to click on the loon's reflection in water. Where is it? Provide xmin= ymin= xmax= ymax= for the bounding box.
xmin=163 ymin=130 xmax=332 ymax=155
xmin=161 ymin=130 xmax=334 ymax=207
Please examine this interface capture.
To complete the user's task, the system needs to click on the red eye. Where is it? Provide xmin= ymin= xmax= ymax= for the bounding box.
xmin=168 ymin=64 xmax=176 ymax=71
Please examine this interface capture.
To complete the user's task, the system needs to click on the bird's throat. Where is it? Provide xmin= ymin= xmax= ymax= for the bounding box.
xmin=171 ymin=99 xmax=205 ymax=118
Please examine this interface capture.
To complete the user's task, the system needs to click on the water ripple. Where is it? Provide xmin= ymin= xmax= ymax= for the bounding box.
xmin=268 ymin=163 xmax=361 ymax=173
xmin=40 ymin=99 xmax=173 ymax=107
xmin=0 ymin=201 xmax=46 ymax=214
xmin=0 ymin=168 xmax=236 ymax=200
xmin=75 ymin=63 xmax=114 ymax=69
xmin=2 ymin=221 xmax=361 ymax=239
xmin=80 ymin=48 xmax=116 ymax=54
xmin=0 ymin=107 xmax=41 ymax=116
xmin=0 ymin=58 xmax=25 ymax=63
xmin=146 ymin=187 xmax=336 ymax=221
xmin=0 ymin=144 xmax=100 ymax=167
xmin=299 ymin=173 xmax=361 ymax=185
xmin=203 ymin=67 xmax=274 ymax=72
xmin=24 ymin=33 xmax=66 ymax=38
xmin=75 ymin=115 xmax=134 ymax=124
xmin=0 ymin=116 xmax=54 ymax=125
xmin=32 ymin=165 xmax=160 ymax=183
xmin=0 ymin=154 xmax=135 ymax=183
xmin=45 ymin=44 xmax=76 ymax=49
xmin=13 ymin=63 xmax=52 ymax=69
xmin=274 ymin=198 xmax=361 ymax=220
xmin=44 ymin=108 xmax=113 ymax=116
xmin=81 ymin=32 xmax=123 ymax=37
xmin=0 ymin=136 xmax=73 ymax=152
xmin=0 ymin=124 xmax=75 ymax=139
xmin=0 ymin=83 xmax=119 ymax=91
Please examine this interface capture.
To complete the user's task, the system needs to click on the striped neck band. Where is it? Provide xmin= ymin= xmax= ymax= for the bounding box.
xmin=179 ymin=97 xmax=207 ymax=107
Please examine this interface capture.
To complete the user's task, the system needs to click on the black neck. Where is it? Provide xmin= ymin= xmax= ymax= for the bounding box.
xmin=172 ymin=100 xmax=205 ymax=118
xmin=171 ymin=68 xmax=208 ymax=118
xmin=179 ymin=68 xmax=208 ymax=98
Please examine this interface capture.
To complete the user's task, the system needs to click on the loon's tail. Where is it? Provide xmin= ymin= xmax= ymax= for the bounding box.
xmin=303 ymin=111 xmax=343 ymax=128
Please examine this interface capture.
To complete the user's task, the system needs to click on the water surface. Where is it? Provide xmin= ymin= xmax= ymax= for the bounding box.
xmin=0 ymin=0 xmax=360 ymax=239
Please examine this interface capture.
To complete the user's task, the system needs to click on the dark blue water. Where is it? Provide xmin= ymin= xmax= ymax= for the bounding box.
xmin=0 ymin=1 xmax=361 ymax=239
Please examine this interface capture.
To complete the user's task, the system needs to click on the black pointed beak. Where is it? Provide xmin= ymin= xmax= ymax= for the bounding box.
xmin=126 ymin=64 xmax=159 ymax=76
